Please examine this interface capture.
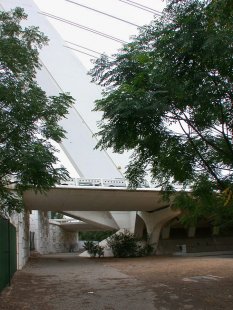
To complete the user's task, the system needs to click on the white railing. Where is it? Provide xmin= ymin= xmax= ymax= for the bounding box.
xmin=57 ymin=178 xmax=190 ymax=191
xmin=49 ymin=218 xmax=81 ymax=224
xmin=58 ymin=178 xmax=150 ymax=188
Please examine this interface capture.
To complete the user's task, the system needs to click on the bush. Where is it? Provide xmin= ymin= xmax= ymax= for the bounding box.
xmin=137 ymin=243 xmax=154 ymax=257
xmin=107 ymin=231 xmax=154 ymax=258
xmin=83 ymin=241 xmax=104 ymax=258
xmin=107 ymin=231 xmax=137 ymax=257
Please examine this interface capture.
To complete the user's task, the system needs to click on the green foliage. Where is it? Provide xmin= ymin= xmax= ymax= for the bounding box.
xmin=107 ymin=231 xmax=154 ymax=258
xmin=90 ymin=0 xmax=233 ymax=224
xmin=95 ymin=244 xmax=104 ymax=258
xmin=79 ymin=230 xmax=116 ymax=242
xmin=107 ymin=231 xmax=138 ymax=257
xmin=0 ymin=8 xmax=74 ymax=214
xmin=137 ymin=243 xmax=154 ymax=257
xmin=50 ymin=212 xmax=63 ymax=219
xmin=83 ymin=241 xmax=104 ymax=258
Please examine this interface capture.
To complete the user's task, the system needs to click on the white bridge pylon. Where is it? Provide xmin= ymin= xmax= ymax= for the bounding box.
xmin=3 ymin=0 xmax=180 ymax=251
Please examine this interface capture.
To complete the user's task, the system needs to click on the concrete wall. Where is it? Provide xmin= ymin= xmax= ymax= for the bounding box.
xmin=10 ymin=211 xmax=30 ymax=270
xmin=30 ymin=211 xmax=78 ymax=254
xmin=157 ymin=236 xmax=233 ymax=255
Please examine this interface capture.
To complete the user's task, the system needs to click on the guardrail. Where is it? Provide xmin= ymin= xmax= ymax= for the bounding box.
xmin=49 ymin=218 xmax=81 ymax=224
xmin=59 ymin=178 xmax=150 ymax=188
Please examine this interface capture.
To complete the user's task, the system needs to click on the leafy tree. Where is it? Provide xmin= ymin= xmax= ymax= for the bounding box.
xmin=90 ymin=0 xmax=233 ymax=225
xmin=0 ymin=8 xmax=73 ymax=214
xmin=79 ymin=230 xmax=116 ymax=241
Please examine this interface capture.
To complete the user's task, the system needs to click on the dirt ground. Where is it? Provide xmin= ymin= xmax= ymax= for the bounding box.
xmin=0 ymin=253 xmax=233 ymax=310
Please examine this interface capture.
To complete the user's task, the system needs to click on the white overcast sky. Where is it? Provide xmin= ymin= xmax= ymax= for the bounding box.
xmin=34 ymin=0 xmax=166 ymax=69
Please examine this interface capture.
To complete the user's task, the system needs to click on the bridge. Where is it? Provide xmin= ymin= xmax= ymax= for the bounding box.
xmin=2 ymin=0 xmax=180 ymax=253
xmin=25 ymin=186 xmax=165 ymax=212
xmin=23 ymin=181 xmax=180 ymax=250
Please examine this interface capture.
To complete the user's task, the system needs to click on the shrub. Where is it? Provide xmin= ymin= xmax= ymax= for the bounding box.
xmin=137 ymin=243 xmax=154 ymax=257
xmin=107 ymin=231 xmax=153 ymax=258
xmin=107 ymin=231 xmax=137 ymax=257
xmin=96 ymin=245 xmax=104 ymax=258
xmin=83 ymin=241 xmax=104 ymax=258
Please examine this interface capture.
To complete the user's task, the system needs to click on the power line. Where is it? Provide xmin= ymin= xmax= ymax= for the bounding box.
xmin=65 ymin=41 xmax=115 ymax=59
xmin=119 ymin=0 xmax=162 ymax=16
xmin=65 ymin=41 xmax=103 ymax=56
xmin=39 ymin=11 xmax=127 ymax=44
xmin=65 ymin=0 xmax=140 ymax=27
xmin=64 ymin=45 xmax=98 ymax=58
xmin=127 ymin=0 xmax=162 ymax=14
xmin=121 ymin=0 xmax=162 ymax=14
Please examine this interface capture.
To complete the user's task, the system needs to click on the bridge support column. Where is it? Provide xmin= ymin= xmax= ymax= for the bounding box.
xmin=138 ymin=207 xmax=180 ymax=254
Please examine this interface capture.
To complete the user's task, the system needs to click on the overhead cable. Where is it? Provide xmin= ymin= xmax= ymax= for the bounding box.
xmin=65 ymin=0 xmax=140 ymax=27
xmin=65 ymin=41 xmax=115 ymax=59
xmin=65 ymin=41 xmax=103 ymax=56
xmin=64 ymin=45 xmax=98 ymax=58
xmin=39 ymin=11 xmax=127 ymax=44
xmin=119 ymin=0 xmax=162 ymax=16
xmin=126 ymin=0 xmax=162 ymax=14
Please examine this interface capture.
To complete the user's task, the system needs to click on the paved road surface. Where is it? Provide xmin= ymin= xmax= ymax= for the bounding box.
xmin=1 ymin=253 xmax=233 ymax=309
xmin=0 ymin=254 xmax=155 ymax=310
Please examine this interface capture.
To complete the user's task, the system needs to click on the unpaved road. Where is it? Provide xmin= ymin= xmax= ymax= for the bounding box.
xmin=0 ymin=254 xmax=233 ymax=309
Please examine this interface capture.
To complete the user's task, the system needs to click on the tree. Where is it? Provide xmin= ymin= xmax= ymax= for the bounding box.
xmin=90 ymin=0 xmax=233 ymax=226
xmin=0 ymin=8 xmax=73 ymax=214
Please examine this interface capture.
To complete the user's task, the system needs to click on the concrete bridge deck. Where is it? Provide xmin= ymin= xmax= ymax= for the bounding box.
xmin=23 ymin=187 xmax=169 ymax=212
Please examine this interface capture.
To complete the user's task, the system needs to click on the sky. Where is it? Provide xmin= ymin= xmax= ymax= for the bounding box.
xmin=34 ymin=0 xmax=166 ymax=69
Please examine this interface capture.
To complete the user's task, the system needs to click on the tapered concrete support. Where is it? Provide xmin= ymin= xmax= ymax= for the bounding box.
xmin=138 ymin=207 xmax=181 ymax=253
xmin=111 ymin=211 xmax=137 ymax=233
xmin=63 ymin=211 xmax=119 ymax=231
xmin=134 ymin=214 xmax=147 ymax=239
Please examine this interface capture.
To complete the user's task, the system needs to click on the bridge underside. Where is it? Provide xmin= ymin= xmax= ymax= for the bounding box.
xmin=25 ymin=187 xmax=180 ymax=254
xmin=23 ymin=187 xmax=168 ymax=212
xmin=49 ymin=220 xmax=114 ymax=232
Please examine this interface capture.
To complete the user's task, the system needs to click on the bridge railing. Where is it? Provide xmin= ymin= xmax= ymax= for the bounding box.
xmin=59 ymin=178 xmax=150 ymax=188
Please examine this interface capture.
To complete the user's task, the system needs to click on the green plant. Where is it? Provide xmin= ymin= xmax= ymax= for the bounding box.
xmin=137 ymin=243 xmax=154 ymax=257
xmin=107 ymin=231 xmax=154 ymax=258
xmin=96 ymin=245 xmax=104 ymax=258
xmin=107 ymin=231 xmax=138 ymax=257
xmin=79 ymin=230 xmax=115 ymax=241
xmin=0 ymin=8 xmax=73 ymax=214
xmin=90 ymin=0 xmax=233 ymax=224
xmin=50 ymin=212 xmax=63 ymax=219
xmin=83 ymin=241 xmax=104 ymax=258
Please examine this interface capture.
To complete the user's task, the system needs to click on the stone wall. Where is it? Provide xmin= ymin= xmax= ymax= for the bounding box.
xmin=10 ymin=210 xmax=30 ymax=270
xmin=30 ymin=211 xmax=78 ymax=254
xmin=48 ymin=222 xmax=78 ymax=253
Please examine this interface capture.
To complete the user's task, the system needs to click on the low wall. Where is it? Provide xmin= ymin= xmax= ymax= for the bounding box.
xmin=157 ymin=236 xmax=233 ymax=255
